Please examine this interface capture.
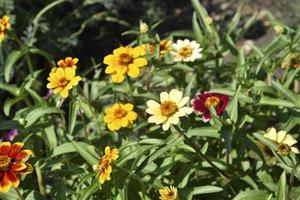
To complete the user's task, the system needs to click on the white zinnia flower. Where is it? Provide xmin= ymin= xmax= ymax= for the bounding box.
xmin=264 ymin=127 xmax=299 ymax=155
xmin=171 ymin=39 xmax=202 ymax=62
xmin=146 ymin=89 xmax=193 ymax=131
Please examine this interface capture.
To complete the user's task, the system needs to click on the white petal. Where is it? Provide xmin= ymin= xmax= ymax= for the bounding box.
xmin=146 ymin=100 xmax=161 ymax=114
xmin=160 ymin=92 xmax=169 ymax=102
xmin=169 ymin=115 xmax=179 ymax=125
xmin=162 ymin=120 xmax=171 ymax=131
xmin=178 ymin=96 xmax=190 ymax=108
xmin=277 ymin=131 xmax=287 ymax=143
xmin=169 ymin=89 xmax=182 ymax=104
xmin=264 ymin=127 xmax=277 ymax=141
xmin=177 ymin=107 xmax=193 ymax=116
xmin=148 ymin=115 xmax=166 ymax=124
xmin=283 ymin=134 xmax=297 ymax=146
xmin=291 ymin=147 xmax=299 ymax=154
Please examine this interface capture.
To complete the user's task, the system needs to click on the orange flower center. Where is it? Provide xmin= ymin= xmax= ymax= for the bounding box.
xmin=277 ymin=143 xmax=290 ymax=156
xmin=119 ymin=53 xmax=133 ymax=66
xmin=160 ymin=101 xmax=178 ymax=117
xmin=204 ymin=96 xmax=221 ymax=108
xmin=179 ymin=46 xmax=193 ymax=58
xmin=160 ymin=40 xmax=171 ymax=53
xmin=168 ymin=191 xmax=174 ymax=197
xmin=291 ymin=57 xmax=299 ymax=68
xmin=59 ymin=77 xmax=70 ymax=87
xmin=0 ymin=155 xmax=11 ymax=170
xmin=114 ymin=108 xmax=127 ymax=119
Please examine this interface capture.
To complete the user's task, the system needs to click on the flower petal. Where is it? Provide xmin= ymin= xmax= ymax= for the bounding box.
xmin=169 ymin=89 xmax=182 ymax=105
xmin=9 ymin=142 xmax=24 ymax=158
xmin=15 ymin=150 xmax=32 ymax=161
xmin=0 ymin=142 xmax=11 ymax=155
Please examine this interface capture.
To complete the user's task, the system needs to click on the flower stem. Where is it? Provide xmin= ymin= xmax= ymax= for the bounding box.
xmin=34 ymin=162 xmax=46 ymax=196
xmin=287 ymin=171 xmax=295 ymax=200
xmin=174 ymin=125 xmax=230 ymax=179
xmin=14 ymin=187 xmax=24 ymax=200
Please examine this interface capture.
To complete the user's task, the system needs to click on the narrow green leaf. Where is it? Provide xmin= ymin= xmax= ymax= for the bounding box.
xmin=192 ymin=185 xmax=223 ymax=195
xmin=24 ymin=107 xmax=64 ymax=127
xmin=4 ymin=49 xmax=27 ymax=82
xmin=226 ymin=85 xmax=241 ymax=123
xmin=188 ymin=127 xmax=220 ymax=138
xmin=276 ymin=171 xmax=286 ymax=200
xmin=68 ymin=100 xmax=79 ymax=134
xmin=79 ymin=181 xmax=98 ymax=200
xmin=72 ymin=141 xmax=98 ymax=166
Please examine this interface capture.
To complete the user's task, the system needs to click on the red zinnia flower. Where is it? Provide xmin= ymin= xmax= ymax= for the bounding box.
xmin=0 ymin=142 xmax=32 ymax=192
xmin=191 ymin=92 xmax=230 ymax=122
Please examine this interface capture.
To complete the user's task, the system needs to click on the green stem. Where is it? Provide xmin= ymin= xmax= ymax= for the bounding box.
xmin=287 ymin=170 xmax=295 ymax=200
xmin=25 ymin=54 xmax=34 ymax=74
xmin=14 ymin=187 xmax=24 ymax=200
xmin=174 ymin=125 xmax=230 ymax=179
xmin=34 ymin=162 xmax=46 ymax=196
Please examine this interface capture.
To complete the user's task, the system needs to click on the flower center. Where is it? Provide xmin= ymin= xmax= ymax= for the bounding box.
xmin=277 ymin=143 xmax=290 ymax=156
xmin=291 ymin=57 xmax=299 ymax=68
xmin=179 ymin=46 xmax=193 ymax=58
xmin=204 ymin=96 xmax=221 ymax=108
xmin=119 ymin=53 xmax=133 ymax=66
xmin=160 ymin=101 xmax=178 ymax=117
xmin=59 ymin=78 xmax=70 ymax=87
xmin=0 ymin=155 xmax=11 ymax=170
xmin=114 ymin=108 xmax=127 ymax=119
xmin=168 ymin=191 xmax=174 ymax=197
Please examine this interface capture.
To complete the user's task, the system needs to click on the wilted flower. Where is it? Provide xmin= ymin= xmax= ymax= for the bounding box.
xmin=0 ymin=142 xmax=33 ymax=192
xmin=146 ymin=39 xmax=173 ymax=56
xmin=94 ymin=146 xmax=119 ymax=184
xmin=146 ymin=89 xmax=193 ymax=131
xmin=104 ymin=103 xmax=137 ymax=131
xmin=47 ymin=67 xmax=81 ymax=98
xmin=103 ymin=45 xmax=148 ymax=83
xmin=171 ymin=39 xmax=202 ymax=62
xmin=1 ymin=129 xmax=19 ymax=141
xmin=159 ymin=186 xmax=178 ymax=200
xmin=249 ymin=141 xmax=276 ymax=166
xmin=0 ymin=15 xmax=11 ymax=42
xmin=264 ymin=127 xmax=299 ymax=156
xmin=191 ymin=92 xmax=230 ymax=122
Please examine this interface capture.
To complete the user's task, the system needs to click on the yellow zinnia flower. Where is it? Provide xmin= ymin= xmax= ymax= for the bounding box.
xmin=51 ymin=57 xmax=79 ymax=74
xmin=104 ymin=103 xmax=137 ymax=131
xmin=47 ymin=67 xmax=81 ymax=98
xmin=94 ymin=146 xmax=119 ymax=184
xmin=146 ymin=89 xmax=193 ymax=131
xmin=103 ymin=45 xmax=148 ymax=83
xmin=145 ymin=39 xmax=173 ymax=56
xmin=264 ymin=127 xmax=299 ymax=156
xmin=159 ymin=186 xmax=178 ymax=200
xmin=0 ymin=15 xmax=11 ymax=42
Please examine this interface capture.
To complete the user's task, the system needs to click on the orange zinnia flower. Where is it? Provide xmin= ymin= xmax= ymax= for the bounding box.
xmin=0 ymin=142 xmax=32 ymax=192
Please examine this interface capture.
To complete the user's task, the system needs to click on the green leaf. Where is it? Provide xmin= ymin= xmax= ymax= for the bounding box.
xmin=43 ymin=125 xmax=57 ymax=151
xmin=271 ymin=80 xmax=299 ymax=105
xmin=79 ymin=181 xmax=99 ymax=200
xmin=226 ymin=3 xmax=243 ymax=35
xmin=0 ymin=83 xmax=20 ymax=96
xmin=25 ymin=190 xmax=47 ymax=200
xmin=192 ymin=12 xmax=203 ymax=43
xmin=258 ymin=96 xmax=295 ymax=108
xmin=53 ymin=142 xmax=88 ymax=156
xmin=192 ymin=185 xmax=223 ymax=195
xmin=4 ymin=95 xmax=27 ymax=116
xmin=0 ymin=120 xmax=21 ymax=131
xmin=0 ymin=188 xmax=18 ymax=200
xmin=276 ymin=171 xmax=286 ymax=200
xmin=24 ymin=107 xmax=64 ymax=127
xmin=72 ymin=141 xmax=99 ymax=166
xmin=187 ymin=126 xmax=220 ymax=138
xmin=68 ymin=100 xmax=79 ymax=134
xmin=184 ymin=74 xmax=196 ymax=97
xmin=226 ymin=85 xmax=241 ymax=123
xmin=233 ymin=190 xmax=270 ymax=200
xmin=4 ymin=49 xmax=27 ymax=82
xmin=29 ymin=48 xmax=55 ymax=66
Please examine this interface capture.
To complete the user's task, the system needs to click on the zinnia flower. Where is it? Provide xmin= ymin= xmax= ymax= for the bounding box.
xmin=50 ymin=57 xmax=79 ymax=74
xmin=104 ymin=103 xmax=137 ymax=131
xmin=103 ymin=45 xmax=148 ymax=83
xmin=47 ymin=67 xmax=81 ymax=98
xmin=146 ymin=89 xmax=193 ymax=131
xmin=249 ymin=141 xmax=276 ymax=166
xmin=94 ymin=146 xmax=119 ymax=184
xmin=264 ymin=127 xmax=299 ymax=156
xmin=0 ymin=142 xmax=32 ymax=192
xmin=191 ymin=92 xmax=230 ymax=122
xmin=159 ymin=186 xmax=178 ymax=200
xmin=0 ymin=15 xmax=11 ymax=42
xmin=146 ymin=39 xmax=173 ymax=56
xmin=1 ymin=129 xmax=19 ymax=142
xmin=171 ymin=39 xmax=202 ymax=62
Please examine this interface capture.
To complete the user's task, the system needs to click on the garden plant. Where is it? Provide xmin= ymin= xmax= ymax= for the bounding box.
xmin=0 ymin=0 xmax=300 ymax=199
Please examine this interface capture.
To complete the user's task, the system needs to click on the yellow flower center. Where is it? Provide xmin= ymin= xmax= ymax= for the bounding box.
xmin=119 ymin=53 xmax=133 ymax=66
xmin=204 ymin=96 xmax=221 ymax=108
xmin=0 ymin=155 xmax=11 ymax=170
xmin=114 ymin=108 xmax=127 ymax=119
xmin=179 ymin=46 xmax=193 ymax=58
xmin=59 ymin=78 xmax=70 ymax=87
xmin=160 ymin=101 xmax=178 ymax=117
xmin=277 ymin=143 xmax=290 ymax=156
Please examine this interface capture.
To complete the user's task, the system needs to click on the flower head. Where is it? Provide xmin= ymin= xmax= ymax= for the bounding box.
xmin=139 ymin=20 xmax=149 ymax=33
xmin=47 ymin=67 xmax=81 ymax=98
xmin=0 ymin=15 xmax=11 ymax=42
xmin=146 ymin=39 xmax=173 ymax=56
xmin=146 ymin=89 xmax=193 ymax=131
xmin=191 ymin=92 xmax=230 ymax=122
xmin=264 ymin=127 xmax=299 ymax=156
xmin=171 ymin=39 xmax=202 ymax=62
xmin=159 ymin=186 xmax=178 ymax=200
xmin=1 ymin=129 xmax=19 ymax=142
xmin=94 ymin=146 xmax=119 ymax=184
xmin=51 ymin=57 xmax=79 ymax=74
xmin=0 ymin=142 xmax=32 ymax=192
xmin=249 ymin=141 xmax=276 ymax=166
xmin=104 ymin=103 xmax=137 ymax=131
xmin=103 ymin=45 xmax=148 ymax=83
